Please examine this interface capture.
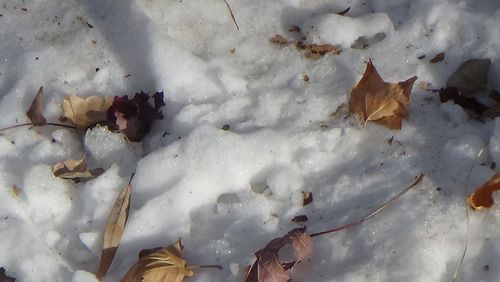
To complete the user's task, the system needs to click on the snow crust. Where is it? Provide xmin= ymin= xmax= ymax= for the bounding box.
xmin=1 ymin=0 xmax=500 ymax=281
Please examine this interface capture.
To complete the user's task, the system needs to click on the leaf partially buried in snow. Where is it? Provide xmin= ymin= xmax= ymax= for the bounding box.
xmin=52 ymin=158 xmax=103 ymax=182
xmin=26 ymin=87 xmax=47 ymax=126
xmin=348 ymin=60 xmax=417 ymax=129
xmin=97 ymin=175 xmax=133 ymax=280
xmin=107 ymin=91 xmax=165 ymax=142
xmin=122 ymin=240 xmax=194 ymax=282
xmin=438 ymin=87 xmax=487 ymax=115
xmin=467 ymin=172 xmax=500 ymax=210
xmin=61 ymin=95 xmax=113 ymax=129
xmin=245 ymin=228 xmax=313 ymax=282
xmin=446 ymin=58 xmax=490 ymax=97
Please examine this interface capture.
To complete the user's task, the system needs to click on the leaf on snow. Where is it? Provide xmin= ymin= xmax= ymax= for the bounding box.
xmin=107 ymin=91 xmax=165 ymax=142
xmin=245 ymin=228 xmax=313 ymax=282
xmin=52 ymin=158 xmax=103 ymax=182
xmin=26 ymin=87 xmax=47 ymax=126
xmin=446 ymin=58 xmax=490 ymax=97
xmin=97 ymin=175 xmax=133 ymax=280
xmin=61 ymin=95 xmax=113 ymax=129
xmin=467 ymin=172 xmax=500 ymax=210
xmin=429 ymin=52 xmax=445 ymax=63
xmin=348 ymin=59 xmax=417 ymax=129
xmin=122 ymin=240 xmax=194 ymax=282
xmin=302 ymin=191 xmax=313 ymax=206
xmin=0 ymin=267 xmax=15 ymax=282
xmin=438 ymin=87 xmax=487 ymax=115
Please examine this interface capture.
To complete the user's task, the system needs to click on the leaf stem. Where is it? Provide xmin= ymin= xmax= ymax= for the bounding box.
xmin=0 ymin=122 xmax=76 ymax=133
xmin=310 ymin=173 xmax=424 ymax=238
xmin=189 ymin=264 xmax=223 ymax=270
xmin=223 ymin=0 xmax=239 ymax=31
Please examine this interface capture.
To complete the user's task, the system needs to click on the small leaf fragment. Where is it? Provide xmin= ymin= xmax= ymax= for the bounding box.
xmin=122 ymin=240 xmax=194 ymax=282
xmin=468 ymin=172 xmax=500 ymax=210
xmin=245 ymin=228 xmax=313 ymax=282
xmin=438 ymin=87 xmax=487 ymax=115
xmin=61 ymin=95 xmax=113 ymax=129
xmin=26 ymin=87 xmax=47 ymax=126
xmin=291 ymin=215 xmax=308 ymax=223
xmin=302 ymin=191 xmax=313 ymax=206
xmin=430 ymin=52 xmax=445 ymax=63
xmin=0 ymin=267 xmax=15 ymax=282
xmin=446 ymin=58 xmax=490 ymax=96
xmin=348 ymin=60 xmax=417 ymax=129
xmin=52 ymin=158 xmax=103 ymax=182
xmin=97 ymin=175 xmax=133 ymax=280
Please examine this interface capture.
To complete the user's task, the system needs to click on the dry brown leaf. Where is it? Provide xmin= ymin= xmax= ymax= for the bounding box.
xmin=245 ymin=228 xmax=313 ymax=282
xmin=467 ymin=172 xmax=500 ymax=210
xmin=269 ymin=34 xmax=290 ymax=46
xmin=26 ymin=87 xmax=47 ymax=126
xmin=97 ymin=175 xmax=133 ymax=280
xmin=122 ymin=240 xmax=194 ymax=282
xmin=61 ymin=95 xmax=113 ymax=129
xmin=348 ymin=60 xmax=417 ymax=129
xmin=430 ymin=52 xmax=445 ymax=63
xmin=300 ymin=43 xmax=341 ymax=59
xmin=302 ymin=191 xmax=313 ymax=206
xmin=52 ymin=158 xmax=103 ymax=182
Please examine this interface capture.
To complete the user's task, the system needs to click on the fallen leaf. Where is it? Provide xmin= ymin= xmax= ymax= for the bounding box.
xmin=446 ymin=58 xmax=490 ymax=96
xmin=467 ymin=172 xmax=500 ymax=210
xmin=122 ymin=240 xmax=194 ymax=282
xmin=245 ymin=228 xmax=313 ymax=282
xmin=26 ymin=87 xmax=47 ymax=126
xmin=52 ymin=158 xmax=103 ymax=182
xmin=0 ymin=267 xmax=15 ymax=282
xmin=107 ymin=92 xmax=165 ymax=142
xmin=430 ymin=52 xmax=445 ymax=63
xmin=291 ymin=215 xmax=308 ymax=222
xmin=61 ymin=95 xmax=113 ymax=129
xmin=438 ymin=87 xmax=487 ymax=115
xmin=348 ymin=60 xmax=417 ymax=129
xmin=97 ymin=175 xmax=133 ymax=280
xmin=302 ymin=191 xmax=313 ymax=206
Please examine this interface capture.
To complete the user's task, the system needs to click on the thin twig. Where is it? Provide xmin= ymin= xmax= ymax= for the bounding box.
xmin=310 ymin=173 xmax=424 ymax=237
xmin=223 ymin=0 xmax=239 ymax=31
xmin=452 ymin=149 xmax=484 ymax=282
xmin=0 ymin=122 xmax=76 ymax=133
xmin=189 ymin=264 xmax=223 ymax=270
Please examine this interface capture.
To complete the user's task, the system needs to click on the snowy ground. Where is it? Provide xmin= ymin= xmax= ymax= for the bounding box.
xmin=2 ymin=0 xmax=500 ymax=281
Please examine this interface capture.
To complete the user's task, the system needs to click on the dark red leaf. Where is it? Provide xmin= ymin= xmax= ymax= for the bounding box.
xmin=291 ymin=215 xmax=308 ymax=222
xmin=107 ymin=91 xmax=165 ymax=141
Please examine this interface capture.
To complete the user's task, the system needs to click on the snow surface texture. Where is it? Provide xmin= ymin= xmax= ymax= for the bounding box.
xmin=1 ymin=0 xmax=500 ymax=281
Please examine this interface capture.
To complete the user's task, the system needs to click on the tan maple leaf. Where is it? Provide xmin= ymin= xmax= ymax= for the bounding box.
xmin=348 ymin=60 xmax=417 ymax=129
xmin=122 ymin=240 xmax=194 ymax=282
xmin=61 ymin=95 xmax=113 ymax=129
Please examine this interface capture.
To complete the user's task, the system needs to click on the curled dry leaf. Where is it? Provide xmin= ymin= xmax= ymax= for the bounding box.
xmin=245 ymin=228 xmax=313 ymax=282
xmin=107 ymin=91 xmax=165 ymax=142
xmin=122 ymin=240 xmax=194 ymax=282
xmin=52 ymin=158 xmax=103 ymax=182
xmin=97 ymin=175 xmax=133 ymax=280
xmin=348 ymin=60 xmax=417 ymax=129
xmin=467 ymin=172 xmax=500 ymax=210
xmin=61 ymin=95 xmax=113 ymax=129
xmin=26 ymin=87 xmax=47 ymax=126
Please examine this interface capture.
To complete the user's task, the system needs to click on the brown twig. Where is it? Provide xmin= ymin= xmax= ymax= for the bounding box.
xmin=189 ymin=264 xmax=223 ymax=270
xmin=0 ymin=122 xmax=77 ymax=133
xmin=310 ymin=173 xmax=424 ymax=237
xmin=223 ymin=0 xmax=239 ymax=31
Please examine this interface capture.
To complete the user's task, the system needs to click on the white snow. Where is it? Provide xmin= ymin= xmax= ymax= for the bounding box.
xmin=2 ymin=0 xmax=500 ymax=281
